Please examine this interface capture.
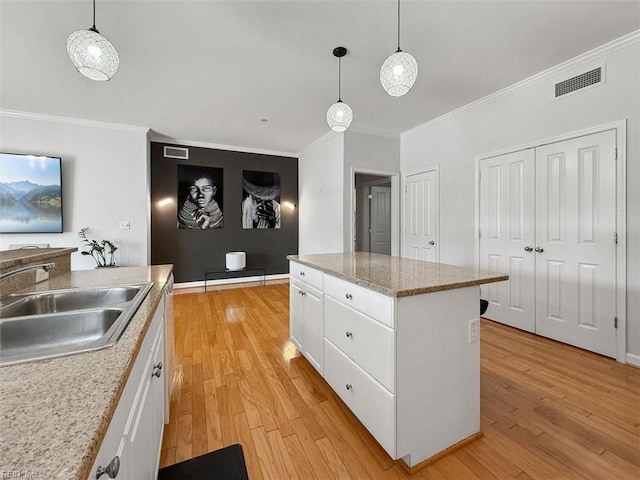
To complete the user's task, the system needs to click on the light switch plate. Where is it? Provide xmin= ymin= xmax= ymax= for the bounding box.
xmin=469 ymin=319 xmax=480 ymax=343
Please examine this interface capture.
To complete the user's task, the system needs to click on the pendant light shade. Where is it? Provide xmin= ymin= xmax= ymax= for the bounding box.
xmin=380 ymin=0 xmax=418 ymax=97
xmin=67 ymin=0 xmax=119 ymax=81
xmin=327 ymin=47 xmax=353 ymax=132
xmin=380 ymin=50 xmax=418 ymax=97
xmin=326 ymin=101 xmax=353 ymax=132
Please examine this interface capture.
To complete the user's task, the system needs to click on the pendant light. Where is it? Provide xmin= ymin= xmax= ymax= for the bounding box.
xmin=326 ymin=47 xmax=353 ymax=132
xmin=380 ymin=0 xmax=418 ymax=97
xmin=67 ymin=0 xmax=119 ymax=81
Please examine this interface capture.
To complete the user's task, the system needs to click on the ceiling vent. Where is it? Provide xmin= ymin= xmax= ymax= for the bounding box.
xmin=164 ymin=146 xmax=189 ymax=159
xmin=555 ymin=67 xmax=603 ymax=98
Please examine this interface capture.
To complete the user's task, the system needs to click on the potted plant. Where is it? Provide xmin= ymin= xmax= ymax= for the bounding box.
xmin=78 ymin=227 xmax=118 ymax=268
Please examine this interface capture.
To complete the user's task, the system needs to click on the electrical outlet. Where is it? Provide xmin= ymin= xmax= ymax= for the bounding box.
xmin=35 ymin=268 xmax=49 ymax=283
xmin=468 ymin=319 xmax=480 ymax=343
xmin=119 ymin=220 xmax=131 ymax=230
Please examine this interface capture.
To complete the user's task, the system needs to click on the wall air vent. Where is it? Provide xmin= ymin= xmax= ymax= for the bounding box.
xmin=555 ymin=67 xmax=602 ymax=98
xmin=164 ymin=146 xmax=189 ymax=159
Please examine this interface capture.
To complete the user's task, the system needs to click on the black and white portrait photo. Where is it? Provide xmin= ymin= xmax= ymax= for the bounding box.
xmin=177 ymin=165 xmax=224 ymax=229
xmin=242 ymin=170 xmax=280 ymax=229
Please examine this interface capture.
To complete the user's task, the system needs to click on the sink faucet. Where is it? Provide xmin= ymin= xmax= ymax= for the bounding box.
xmin=0 ymin=263 xmax=56 ymax=281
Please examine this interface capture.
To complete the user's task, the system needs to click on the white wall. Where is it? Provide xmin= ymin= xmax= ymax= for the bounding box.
xmin=0 ymin=111 xmax=150 ymax=269
xmin=401 ymin=37 xmax=640 ymax=356
xmin=298 ymin=132 xmax=344 ymax=254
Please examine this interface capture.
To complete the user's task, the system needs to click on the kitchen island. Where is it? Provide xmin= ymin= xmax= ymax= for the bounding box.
xmin=288 ymin=252 xmax=507 ymax=472
xmin=0 ymin=264 xmax=173 ymax=480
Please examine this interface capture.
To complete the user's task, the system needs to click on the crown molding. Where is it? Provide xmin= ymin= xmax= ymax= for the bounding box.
xmin=402 ymin=29 xmax=640 ymax=139
xmin=151 ymin=133 xmax=296 ymax=158
xmin=0 ymin=109 xmax=150 ymax=134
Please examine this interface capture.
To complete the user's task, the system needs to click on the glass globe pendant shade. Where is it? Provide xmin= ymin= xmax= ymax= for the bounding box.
xmin=380 ymin=50 xmax=418 ymax=97
xmin=67 ymin=27 xmax=119 ymax=81
xmin=326 ymin=100 xmax=353 ymax=132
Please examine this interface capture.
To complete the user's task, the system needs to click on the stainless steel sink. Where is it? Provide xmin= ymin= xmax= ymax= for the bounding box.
xmin=0 ymin=282 xmax=153 ymax=366
xmin=0 ymin=285 xmax=144 ymax=318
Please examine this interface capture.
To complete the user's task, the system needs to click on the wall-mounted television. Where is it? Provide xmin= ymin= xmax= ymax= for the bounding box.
xmin=0 ymin=153 xmax=63 ymax=233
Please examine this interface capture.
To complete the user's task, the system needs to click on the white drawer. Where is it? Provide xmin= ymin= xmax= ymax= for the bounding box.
xmin=324 ymin=274 xmax=394 ymax=328
xmin=324 ymin=339 xmax=396 ymax=458
xmin=290 ymin=261 xmax=323 ymax=291
xmin=325 ymin=296 xmax=395 ymax=392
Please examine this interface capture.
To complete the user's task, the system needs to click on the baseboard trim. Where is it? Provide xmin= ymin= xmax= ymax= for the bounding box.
xmin=625 ymin=353 xmax=640 ymax=368
xmin=396 ymin=431 xmax=484 ymax=475
xmin=175 ymin=274 xmax=289 ymax=294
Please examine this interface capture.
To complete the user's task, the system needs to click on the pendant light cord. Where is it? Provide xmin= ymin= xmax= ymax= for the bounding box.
xmin=396 ymin=0 xmax=401 ymax=52
xmin=93 ymin=0 xmax=96 ymax=29
xmin=338 ymin=56 xmax=342 ymax=102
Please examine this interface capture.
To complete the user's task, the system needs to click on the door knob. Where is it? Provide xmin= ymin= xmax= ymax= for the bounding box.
xmin=535 ymin=246 xmax=544 ymax=253
xmin=429 ymin=240 xmax=435 ymax=245
xmin=524 ymin=246 xmax=533 ymax=252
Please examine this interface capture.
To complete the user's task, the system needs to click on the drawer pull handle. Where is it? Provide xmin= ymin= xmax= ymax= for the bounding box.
xmin=300 ymin=272 xmax=305 ymax=276
xmin=345 ymin=384 xmax=352 ymax=391
xmin=345 ymin=331 xmax=353 ymax=338
xmin=345 ymin=293 xmax=353 ymax=300
xmin=96 ymin=455 xmax=120 ymax=479
xmin=152 ymin=362 xmax=163 ymax=378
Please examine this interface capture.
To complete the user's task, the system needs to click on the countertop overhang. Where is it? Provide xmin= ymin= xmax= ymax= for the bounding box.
xmin=288 ymin=252 xmax=508 ymax=297
xmin=0 ymin=264 xmax=173 ymax=480
xmin=0 ymin=247 xmax=78 ymax=269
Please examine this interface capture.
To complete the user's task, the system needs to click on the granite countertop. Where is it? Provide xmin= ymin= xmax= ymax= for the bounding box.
xmin=288 ymin=252 xmax=508 ymax=297
xmin=0 ymin=264 xmax=173 ymax=480
xmin=0 ymin=247 xmax=78 ymax=269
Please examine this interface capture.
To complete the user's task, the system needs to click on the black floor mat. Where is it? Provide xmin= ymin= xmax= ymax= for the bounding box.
xmin=158 ymin=444 xmax=249 ymax=480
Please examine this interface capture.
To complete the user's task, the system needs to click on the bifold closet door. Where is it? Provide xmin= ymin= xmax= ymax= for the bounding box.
xmin=534 ymin=130 xmax=617 ymax=358
xmin=479 ymin=149 xmax=536 ymax=332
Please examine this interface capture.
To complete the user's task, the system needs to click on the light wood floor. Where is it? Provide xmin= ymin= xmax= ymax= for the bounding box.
xmin=159 ymin=283 xmax=640 ymax=479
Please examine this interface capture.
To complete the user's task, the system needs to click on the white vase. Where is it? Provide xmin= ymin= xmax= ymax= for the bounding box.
xmin=226 ymin=252 xmax=246 ymax=271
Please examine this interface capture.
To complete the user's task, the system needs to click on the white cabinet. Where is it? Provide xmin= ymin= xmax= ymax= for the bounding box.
xmin=289 ymin=263 xmax=324 ymax=374
xmin=289 ymin=260 xmax=481 ymax=469
xmin=90 ymin=296 xmax=166 ymax=479
xmin=324 ymin=296 xmax=394 ymax=392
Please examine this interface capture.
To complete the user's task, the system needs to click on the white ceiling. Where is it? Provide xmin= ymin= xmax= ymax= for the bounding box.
xmin=2 ymin=1 xmax=639 ymax=154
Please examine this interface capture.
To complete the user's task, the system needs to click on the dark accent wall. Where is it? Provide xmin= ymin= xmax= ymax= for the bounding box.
xmin=151 ymin=142 xmax=298 ymax=283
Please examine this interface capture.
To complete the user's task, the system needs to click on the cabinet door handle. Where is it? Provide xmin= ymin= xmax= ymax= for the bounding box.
xmin=298 ymin=290 xmax=303 ymax=295
xmin=96 ymin=455 xmax=120 ymax=479
xmin=524 ymin=246 xmax=533 ymax=252
xmin=345 ymin=331 xmax=353 ymax=338
xmin=345 ymin=384 xmax=352 ymax=391
xmin=535 ymin=246 xmax=544 ymax=253
xmin=299 ymin=272 xmax=305 ymax=276
xmin=152 ymin=362 xmax=163 ymax=378
xmin=345 ymin=293 xmax=353 ymax=300
xmin=429 ymin=240 xmax=435 ymax=245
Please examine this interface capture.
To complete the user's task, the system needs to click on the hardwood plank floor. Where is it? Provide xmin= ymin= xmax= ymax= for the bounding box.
xmin=159 ymin=284 xmax=640 ymax=479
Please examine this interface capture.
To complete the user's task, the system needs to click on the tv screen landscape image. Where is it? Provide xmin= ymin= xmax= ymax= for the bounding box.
xmin=0 ymin=153 xmax=63 ymax=233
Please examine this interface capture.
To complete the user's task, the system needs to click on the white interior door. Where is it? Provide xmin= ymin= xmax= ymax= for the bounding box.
xmin=405 ymin=170 xmax=439 ymax=261
xmin=479 ymin=149 xmax=536 ymax=332
xmin=370 ymin=186 xmax=392 ymax=255
xmin=534 ymin=130 xmax=617 ymax=357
